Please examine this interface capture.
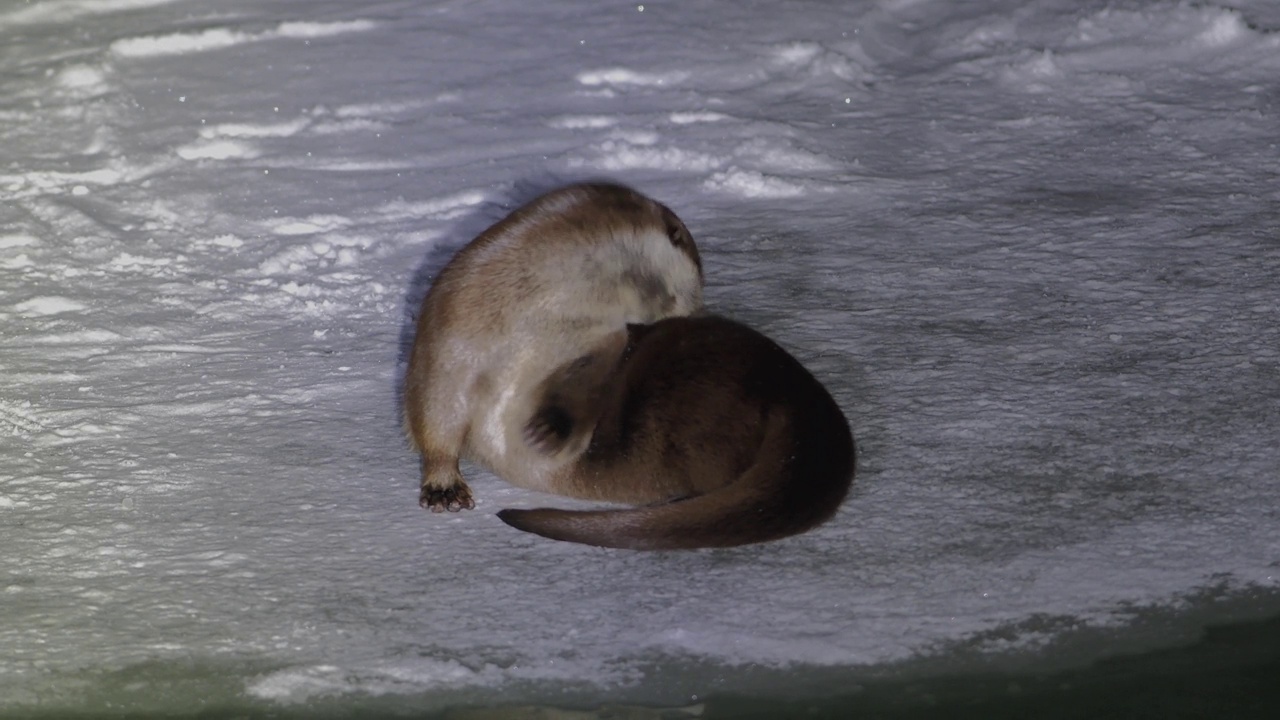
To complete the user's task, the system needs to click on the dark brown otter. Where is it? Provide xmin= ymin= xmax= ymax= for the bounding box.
xmin=498 ymin=315 xmax=855 ymax=550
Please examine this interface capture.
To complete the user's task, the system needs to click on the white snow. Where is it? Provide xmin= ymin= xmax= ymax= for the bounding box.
xmin=109 ymin=20 xmax=377 ymax=58
xmin=2 ymin=0 xmax=1279 ymax=714
xmin=576 ymin=68 xmax=691 ymax=89
xmin=703 ymin=168 xmax=809 ymax=198
xmin=0 ymin=235 xmax=40 ymax=249
xmin=13 ymin=297 xmax=87 ymax=316
xmin=175 ymin=139 xmax=261 ymax=161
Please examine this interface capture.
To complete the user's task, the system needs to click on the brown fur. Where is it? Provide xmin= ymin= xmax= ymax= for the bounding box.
xmin=498 ymin=315 xmax=855 ymax=550
xmin=404 ymin=183 xmax=703 ymax=512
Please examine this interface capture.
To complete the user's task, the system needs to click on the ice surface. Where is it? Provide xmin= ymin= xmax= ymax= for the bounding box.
xmin=2 ymin=0 xmax=1278 ymax=714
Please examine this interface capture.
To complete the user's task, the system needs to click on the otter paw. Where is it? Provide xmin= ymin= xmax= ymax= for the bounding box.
xmin=524 ymin=405 xmax=574 ymax=454
xmin=419 ymin=483 xmax=475 ymax=513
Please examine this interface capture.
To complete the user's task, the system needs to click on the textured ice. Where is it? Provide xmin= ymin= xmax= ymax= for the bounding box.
xmin=2 ymin=0 xmax=1279 ymax=714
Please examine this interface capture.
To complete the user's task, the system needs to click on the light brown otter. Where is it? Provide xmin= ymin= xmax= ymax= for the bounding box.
xmin=404 ymin=183 xmax=703 ymax=513
xmin=498 ymin=314 xmax=855 ymax=550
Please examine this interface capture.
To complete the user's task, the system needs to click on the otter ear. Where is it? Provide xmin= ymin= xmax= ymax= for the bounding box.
xmin=523 ymin=329 xmax=628 ymax=455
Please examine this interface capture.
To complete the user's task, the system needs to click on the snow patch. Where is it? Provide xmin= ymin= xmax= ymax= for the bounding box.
xmin=110 ymin=20 xmax=375 ymax=58
xmin=1002 ymin=49 xmax=1063 ymax=92
xmin=308 ymin=159 xmax=410 ymax=171
xmin=1061 ymin=4 xmax=1274 ymax=70
xmin=246 ymin=658 xmax=501 ymax=703
xmin=548 ymin=115 xmax=617 ymax=129
xmin=176 ymin=140 xmax=260 ymax=160
xmin=1022 ymin=49 xmax=1060 ymax=77
xmin=1 ymin=254 xmax=34 ymax=270
xmin=256 ymin=238 xmax=374 ymax=275
xmin=210 ymin=235 xmax=245 ymax=249
xmin=0 ymin=235 xmax=39 ymax=249
xmin=959 ymin=20 xmax=1018 ymax=52
xmin=260 ymin=247 xmax=325 ymax=275
xmin=649 ymin=626 xmax=853 ymax=666
xmin=1 ymin=0 xmax=183 ymax=26
xmin=275 ymin=20 xmax=377 ymax=39
xmin=669 ymin=111 xmax=729 ymax=124
xmin=47 ymin=329 xmax=123 ymax=344
xmin=702 ymin=168 xmax=807 ymax=198
xmin=0 ymin=400 xmax=47 ymax=437
xmin=110 ymin=253 xmax=175 ymax=270
xmin=18 ymin=167 xmax=125 ymax=192
xmin=269 ymin=216 xmax=351 ymax=236
xmin=111 ymin=27 xmax=249 ymax=57
xmin=769 ymin=41 xmax=871 ymax=82
xmin=773 ymin=42 xmax=825 ymax=66
xmin=14 ymin=297 xmax=86 ymax=316
xmin=607 ymin=129 xmax=660 ymax=145
xmin=332 ymin=100 xmax=434 ymax=118
xmin=576 ymin=68 xmax=689 ymax=87
xmin=1196 ymin=11 xmax=1248 ymax=47
xmin=308 ymin=118 xmax=391 ymax=135
xmin=734 ymin=138 xmax=835 ymax=172
xmin=77 ymin=168 xmax=123 ymax=185
xmin=376 ymin=191 xmax=488 ymax=222
xmin=569 ymin=141 xmax=722 ymax=172
xmin=55 ymin=65 xmax=108 ymax=91
xmin=200 ymin=119 xmax=310 ymax=139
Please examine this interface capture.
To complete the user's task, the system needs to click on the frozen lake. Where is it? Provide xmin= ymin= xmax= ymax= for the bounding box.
xmin=2 ymin=0 xmax=1278 ymax=715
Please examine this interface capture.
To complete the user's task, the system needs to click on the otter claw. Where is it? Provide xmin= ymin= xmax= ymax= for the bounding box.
xmin=419 ymin=484 xmax=475 ymax=513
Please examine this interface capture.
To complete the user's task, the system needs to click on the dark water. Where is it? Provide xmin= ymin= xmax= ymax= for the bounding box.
xmin=8 ymin=610 xmax=1277 ymax=720
xmin=709 ymin=611 xmax=1280 ymax=720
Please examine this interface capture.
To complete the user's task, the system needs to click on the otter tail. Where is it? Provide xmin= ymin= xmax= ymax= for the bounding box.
xmin=497 ymin=406 xmax=854 ymax=550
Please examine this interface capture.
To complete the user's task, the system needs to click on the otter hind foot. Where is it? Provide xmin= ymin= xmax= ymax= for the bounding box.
xmin=523 ymin=329 xmax=629 ymax=456
xmin=419 ymin=483 xmax=475 ymax=513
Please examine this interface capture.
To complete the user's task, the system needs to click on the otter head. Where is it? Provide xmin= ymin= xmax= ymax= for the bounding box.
xmin=570 ymin=183 xmax=705 ymax=322
xmin=639 ymin=200 xmax=703 ymax=318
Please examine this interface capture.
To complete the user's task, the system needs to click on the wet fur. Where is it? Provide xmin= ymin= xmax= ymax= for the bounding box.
xmin=404 ymin=183 xmax=703 ymax=512
xmin=498 ymin=315 xmax=855 ymax=550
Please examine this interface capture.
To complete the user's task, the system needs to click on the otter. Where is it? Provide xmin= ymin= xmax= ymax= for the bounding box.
xmin=404 ymin=183 xmax=703 ymax=513
xmin=498 ymin=315 xmax=855 ymax=550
